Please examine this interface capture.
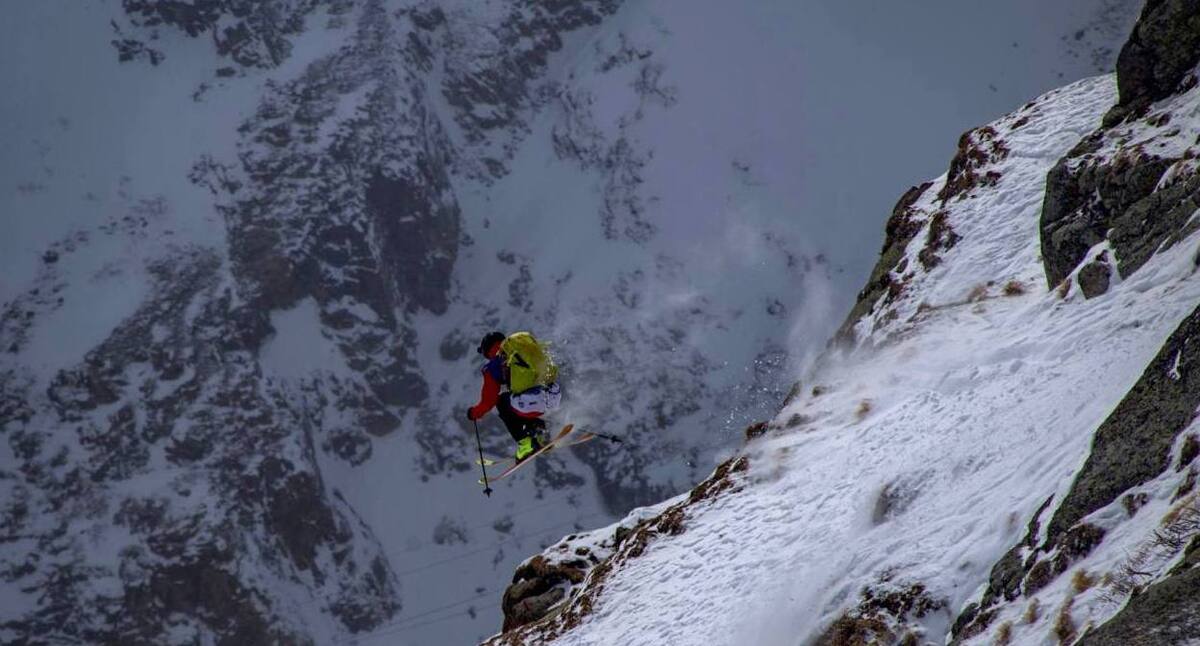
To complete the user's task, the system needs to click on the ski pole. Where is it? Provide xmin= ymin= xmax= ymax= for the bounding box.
xmin=473 ymin=419 xmax=493 ymax=497
xmin=586 ymin=430 xmax=625 ymax=444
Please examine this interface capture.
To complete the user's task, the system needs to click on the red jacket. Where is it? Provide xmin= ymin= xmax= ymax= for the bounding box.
xmin=469 ymin=367 xmax=502 ymax=420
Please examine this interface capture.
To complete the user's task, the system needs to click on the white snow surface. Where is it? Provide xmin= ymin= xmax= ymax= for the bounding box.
xmin=501 ymin=76 xmax=1200 ymax=645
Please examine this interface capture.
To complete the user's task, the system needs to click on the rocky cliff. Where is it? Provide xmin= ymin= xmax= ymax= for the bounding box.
xmin=0 ymin=1 xmax=645 ymax=643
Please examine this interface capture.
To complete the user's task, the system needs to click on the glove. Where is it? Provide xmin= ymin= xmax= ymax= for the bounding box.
xmin=466 ymin=408 xmax=477 ymax=421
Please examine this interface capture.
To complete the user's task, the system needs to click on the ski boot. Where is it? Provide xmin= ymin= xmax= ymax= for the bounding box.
xmin=515 ymin=436 xmax=540 ymax=462
xmin=515 ymin=420 xmax=549 ymax=462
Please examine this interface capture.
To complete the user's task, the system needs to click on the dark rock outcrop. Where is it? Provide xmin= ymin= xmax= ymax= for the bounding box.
xmin=815 ymin=580 xmax=948 ymax=646
xmin=834 ymin=182 xmax=933 ymax=345
xmin=1039 ymin=1 xmax=1200 ymax=289
xmin=1105 ymin=0 xmax=1200 ymax=125
xmin=1021 ymin=523 xmax=1107 ymax=595
xmin=937 ymin=126 xmax=1010 ymax=204
xmin=1047 ymin=303 xmax=1200 ymax=541
xmin=1078 ymin=565 xmax=1200 ymax=645
xmin=997 ymin=498 xmax=1053 ymax=601
xmin=116 ymin=0 xmax=353 ymax=69
xmin=1076 ymin=253 xmax=1113 ymax=298
xmin=1181 ymin=434 xmax=1200 ymax=470
xmin=502 ymin=556 xmax=587 ymax=632
xmin=1040 ymin=150 xmax=1198 ymax=289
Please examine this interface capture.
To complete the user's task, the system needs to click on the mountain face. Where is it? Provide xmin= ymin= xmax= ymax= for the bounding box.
xmin=2 ymin=1 xmax=819 ymax=643
xmin=487 ymin=4 xmax=1200 ymax=645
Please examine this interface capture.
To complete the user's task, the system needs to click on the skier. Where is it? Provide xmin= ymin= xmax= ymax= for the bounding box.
xmin=466 ymin=331 xmax=562 ymax=462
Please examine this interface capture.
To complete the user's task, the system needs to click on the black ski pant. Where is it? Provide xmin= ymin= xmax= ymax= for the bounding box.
xmin=497 ymin=393 xmax=546 ymax=442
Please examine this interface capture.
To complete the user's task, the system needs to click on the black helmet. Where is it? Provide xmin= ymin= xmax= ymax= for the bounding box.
xmin=477 ymin=331 xmax=506 ymax=356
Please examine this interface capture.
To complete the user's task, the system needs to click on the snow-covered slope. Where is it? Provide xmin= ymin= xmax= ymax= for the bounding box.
xmin=487 ymin=4 xmax=1200 ymax=644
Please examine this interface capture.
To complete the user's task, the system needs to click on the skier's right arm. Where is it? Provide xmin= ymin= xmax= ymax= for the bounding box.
xmin=468 ymin=371 xmax=501 ymax=420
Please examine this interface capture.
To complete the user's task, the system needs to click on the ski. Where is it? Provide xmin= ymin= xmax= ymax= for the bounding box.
xmin=477 ymin=424 xmax=575 ymax=484
xmin=557 ymin=431 xmax=597 ymax=449
xmin=475 ymin=431 xmax=596 ymax=468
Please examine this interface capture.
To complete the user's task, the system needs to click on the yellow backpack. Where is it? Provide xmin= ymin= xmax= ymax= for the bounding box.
xmin=501 ymin=332 xmax=558 ymax=394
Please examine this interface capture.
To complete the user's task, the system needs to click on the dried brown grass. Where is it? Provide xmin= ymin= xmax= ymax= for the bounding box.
xmin=1053 ymin=598 xmax=1077 ymax=644
xmin=1105 ymin=493 xmax=1200 ymax=604
xmin=994 ymin=620 xmax=1013 ymax=645
xmin=1022 ymin=598 xmax=1040 ymax=624
xmin=967 ymin=283 xmax=990 ymax=302
xmin=1056 ymin=279 xmax=1071 ymax=299
xmin=1071 ymin=569 xmax=1096 ymax=593
xmin=1003 ymin=280 xmax=1026 ymax=296
xmin=855 ymin=400 xmax=873 ymax=421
